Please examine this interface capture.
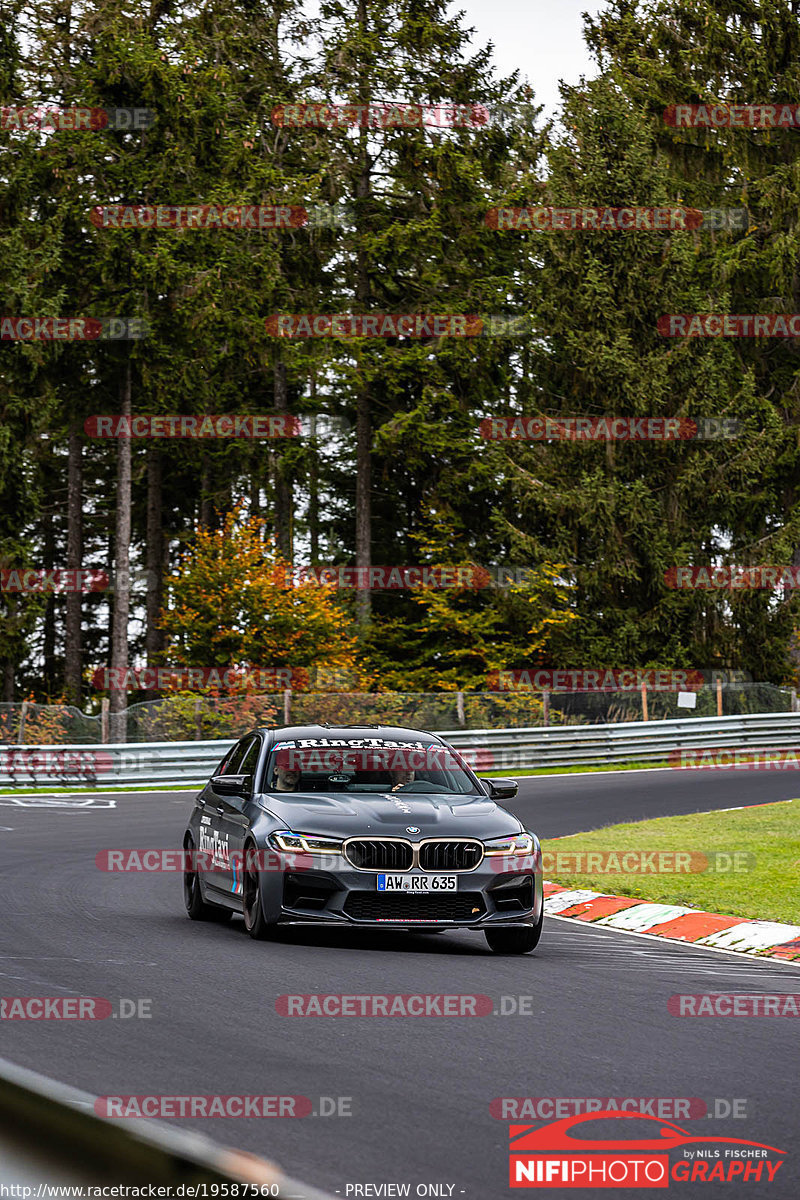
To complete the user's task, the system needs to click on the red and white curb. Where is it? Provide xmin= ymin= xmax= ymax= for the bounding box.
xmin=543 ymin=882 xmax=800 ymax=962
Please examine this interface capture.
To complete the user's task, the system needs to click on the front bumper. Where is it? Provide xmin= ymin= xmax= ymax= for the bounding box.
xmin=259 ymin=854 xmax=543 ymax=929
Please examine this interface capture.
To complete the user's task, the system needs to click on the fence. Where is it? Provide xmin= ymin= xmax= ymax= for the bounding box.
xmin=2 ymin=711 xmax=799 ymax=788
xmin=0 ymin=683 xmax=796 ymax=745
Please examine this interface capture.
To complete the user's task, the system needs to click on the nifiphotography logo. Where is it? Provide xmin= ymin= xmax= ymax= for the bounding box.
xmin=508 ymin=1111 xmax=785 ymax=1187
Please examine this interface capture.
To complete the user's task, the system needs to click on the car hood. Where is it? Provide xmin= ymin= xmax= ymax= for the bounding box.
xmin=257 ymin=791 xmax=523 ymax=839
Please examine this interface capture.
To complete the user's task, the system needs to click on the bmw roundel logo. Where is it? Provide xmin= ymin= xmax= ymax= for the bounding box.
xmin=406 ymin=826 xmax=420 ymax=834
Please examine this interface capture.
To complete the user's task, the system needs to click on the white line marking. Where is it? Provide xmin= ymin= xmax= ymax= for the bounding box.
xmin=713 ymin=801 xmax=794 ymax=812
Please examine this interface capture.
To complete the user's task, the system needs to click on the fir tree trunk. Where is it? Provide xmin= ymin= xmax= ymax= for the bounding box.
xmin=109 ymin=358 xmax=132 ymax=742
xmin=64 ymin=423 xmax=83 ymax=707
xmin=42 ymin=509 xmax=56 ymax=696
xmin=273 ymin=357 xmax=292 ymax=559
xmin=144 ymin=447 xmax=164 ymax=699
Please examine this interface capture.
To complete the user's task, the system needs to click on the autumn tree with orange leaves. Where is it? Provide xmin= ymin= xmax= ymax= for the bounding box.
xmin=160 ymin=510 xmax=359 ymax=683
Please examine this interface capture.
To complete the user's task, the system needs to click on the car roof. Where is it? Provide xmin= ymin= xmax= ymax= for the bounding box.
xmin=256 ymin=723 xmax=446 ymax=746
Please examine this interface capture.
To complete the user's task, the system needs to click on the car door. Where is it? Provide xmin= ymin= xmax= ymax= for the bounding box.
xmin=215 ymin=734 xmax=261 ymax=900
xmin=200 ymin=737 xmax=250 ymax=896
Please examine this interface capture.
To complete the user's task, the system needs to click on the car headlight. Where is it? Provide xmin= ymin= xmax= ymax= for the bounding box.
xmin=483 ymin=832 xmax=534 ymax=856
xmin=269 ymin=830 xmax=344 ymax=855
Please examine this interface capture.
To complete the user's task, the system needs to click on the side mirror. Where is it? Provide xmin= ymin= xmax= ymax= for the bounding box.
xmin=479 ymin=777 xmax=518 ymax=801
xmin=212 ymin=773 xmax=250 ymax=797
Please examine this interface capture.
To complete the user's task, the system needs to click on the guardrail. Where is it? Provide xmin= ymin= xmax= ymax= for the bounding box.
xmin=0 ymin=1054 xmax=335 ymax=1195
xmin=1 ymin=712 xmax=799 ymax=787
xmin=0 ymin=740 xmax=234 ymax=789
xmin=443 ymin=711 xmax=800 ymax=771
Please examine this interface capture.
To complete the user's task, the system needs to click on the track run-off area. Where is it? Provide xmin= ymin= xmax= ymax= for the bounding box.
xmin=1 ymin=766 xmax=798 ymax=1199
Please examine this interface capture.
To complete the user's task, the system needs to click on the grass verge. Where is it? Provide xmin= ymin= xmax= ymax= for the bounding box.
xmin=544 ymin=799 xmax=800 ymax=925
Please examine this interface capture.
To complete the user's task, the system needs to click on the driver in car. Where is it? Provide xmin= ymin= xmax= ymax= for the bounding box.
xmin=273 ymin=765 xmax=300 ymax=791
xmin=390 ymin=767 xmax=415 ymax=791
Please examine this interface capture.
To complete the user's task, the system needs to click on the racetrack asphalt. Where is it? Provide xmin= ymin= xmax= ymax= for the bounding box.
xmin=1 ymin=767 xmax=798 ymax=1199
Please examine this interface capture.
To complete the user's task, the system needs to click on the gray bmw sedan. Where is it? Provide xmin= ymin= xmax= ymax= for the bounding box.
xmin=183 ymin=724 xmax=543 ymax=954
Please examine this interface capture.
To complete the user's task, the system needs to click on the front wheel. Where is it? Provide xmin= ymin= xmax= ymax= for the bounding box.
xmin=242 ymin=842 xmax=276 ymax=940
xmin=485 ymin=910 xmax=543 ymax=956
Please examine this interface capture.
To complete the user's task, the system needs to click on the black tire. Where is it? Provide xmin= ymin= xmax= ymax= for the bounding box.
xmin=242 ymin=842 xmax=275 ymax=940
xmin=485 ymin=910 xmax=543 ymax=955
xmin=183 ymin=837 xmax=232 ymax=923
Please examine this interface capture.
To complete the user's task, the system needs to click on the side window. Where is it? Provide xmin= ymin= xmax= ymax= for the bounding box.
xmin=218 ymin=738 xmax=248 ymax=776
xmin=239 ymin=737 xmax=261 ymax=792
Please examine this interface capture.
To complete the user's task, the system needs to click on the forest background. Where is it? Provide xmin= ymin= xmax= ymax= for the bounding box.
xmin=2 ymin=0 xmax=800 ymax=724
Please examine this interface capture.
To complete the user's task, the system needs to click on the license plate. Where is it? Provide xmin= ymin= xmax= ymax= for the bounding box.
xmin=377 ymin=874 xmax=457 ymax=892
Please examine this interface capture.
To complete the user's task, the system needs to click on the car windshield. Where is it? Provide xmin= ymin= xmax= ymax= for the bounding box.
xmin=264 ymin=738 xmax=481 ymax=795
